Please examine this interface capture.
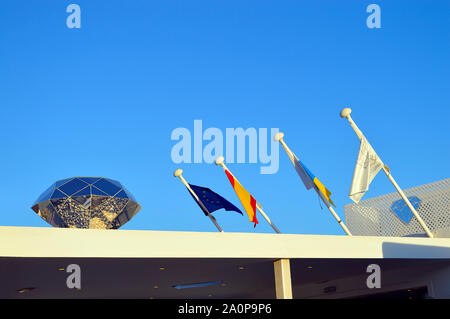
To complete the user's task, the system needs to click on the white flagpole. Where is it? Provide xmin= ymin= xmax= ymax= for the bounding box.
xmin=173 ymin=169 xmax=224 ymax=232
xmin=274 ymin=132 xmax=353 ymax=236
xmin=214 ymin=156 xmax=281 ymax=234
xmin=340 ymin=108 xmax=434 ymax=238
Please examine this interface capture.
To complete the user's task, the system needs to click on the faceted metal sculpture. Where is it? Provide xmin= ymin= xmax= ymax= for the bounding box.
xmin=31 ymin=177 xmax=141 ymax=229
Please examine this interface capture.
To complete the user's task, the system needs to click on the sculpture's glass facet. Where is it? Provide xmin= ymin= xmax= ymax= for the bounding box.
xmin=31 ymin=177 xmax=141 ymax=229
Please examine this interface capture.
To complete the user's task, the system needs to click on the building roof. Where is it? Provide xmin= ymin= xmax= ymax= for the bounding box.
xmin=2 ymin=226 xmax=450 ymax=259
xmin=2 ymin=226 xmax=449 ymax=298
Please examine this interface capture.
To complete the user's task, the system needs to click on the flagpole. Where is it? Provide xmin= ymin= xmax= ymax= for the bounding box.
xmin=173 ymin=169 xmax=224 ymax=233
xmin=214 ymin=156 xmax=281 ymax=234
xmin=274 ymin=132 xmax=353 ymax=236
xmin=340 ymin=108 xmax=434 ymax=238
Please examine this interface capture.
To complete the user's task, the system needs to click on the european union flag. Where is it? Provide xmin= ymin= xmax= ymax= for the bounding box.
xmin=188 ymin=184 xmax=243 ymax=216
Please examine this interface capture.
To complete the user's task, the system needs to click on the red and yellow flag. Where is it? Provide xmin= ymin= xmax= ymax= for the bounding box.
xmin=224 ymin=169 xmax=259 ymax=227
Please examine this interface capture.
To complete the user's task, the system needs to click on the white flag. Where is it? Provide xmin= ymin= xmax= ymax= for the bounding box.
xmin=349 ymin=137 xmax=384 ymax=203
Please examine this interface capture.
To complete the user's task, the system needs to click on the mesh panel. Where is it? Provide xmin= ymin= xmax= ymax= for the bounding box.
xmin=344 ymin=179 xmax=450 ymax=237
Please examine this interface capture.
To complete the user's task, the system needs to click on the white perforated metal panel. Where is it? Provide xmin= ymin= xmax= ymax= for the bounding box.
xmin=344 ymin=179 xmax=450 ymax=237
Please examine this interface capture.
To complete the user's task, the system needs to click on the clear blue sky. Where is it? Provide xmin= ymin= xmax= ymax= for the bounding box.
xmin=0 ymin=1 xmax=448 ymax=235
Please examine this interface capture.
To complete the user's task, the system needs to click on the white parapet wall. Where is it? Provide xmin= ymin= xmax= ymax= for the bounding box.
xmin=1 ymin=226 xmax=449 ymax=298
xmin=1 ymin=226 xmax=450 ymax=259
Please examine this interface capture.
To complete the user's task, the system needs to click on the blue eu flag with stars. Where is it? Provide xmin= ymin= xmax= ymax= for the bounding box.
xmin=188 ymin=184 xmax=243 ymax=216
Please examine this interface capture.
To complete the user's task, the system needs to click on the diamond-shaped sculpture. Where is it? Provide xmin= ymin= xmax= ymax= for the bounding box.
xmin=31 ymin=177 xmax=141 ymax=229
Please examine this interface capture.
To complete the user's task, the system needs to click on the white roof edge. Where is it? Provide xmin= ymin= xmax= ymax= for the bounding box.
xmin=1 ymin=226 xmax=450 ymax=259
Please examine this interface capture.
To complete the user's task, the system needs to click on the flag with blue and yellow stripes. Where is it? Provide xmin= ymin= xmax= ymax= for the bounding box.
xmin=291 ymin=153 xmax=335 ymax=208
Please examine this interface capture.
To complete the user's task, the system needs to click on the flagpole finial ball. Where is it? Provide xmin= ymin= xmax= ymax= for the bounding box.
xmin=215 ymin=156 xmax=225 ymax=165
xmin=274 ymin=132 xmax=285 ymax=142
xmin=340 ymin=108 xmax=352 ymax=118
xmin=174 ymin=169 xmax=183 ymax=177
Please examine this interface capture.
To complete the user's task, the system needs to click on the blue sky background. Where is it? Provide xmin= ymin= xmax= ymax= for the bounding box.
xmin=0 ymin=1 xmax=448 ymax=235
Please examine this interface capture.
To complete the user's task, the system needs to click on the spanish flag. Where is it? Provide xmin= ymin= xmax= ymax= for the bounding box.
xmin=224 ymin=169 xmax=259 ymax=227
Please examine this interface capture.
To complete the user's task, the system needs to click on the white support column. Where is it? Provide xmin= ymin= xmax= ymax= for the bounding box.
xmin=274 ymin=259 xmax=293 ymax=299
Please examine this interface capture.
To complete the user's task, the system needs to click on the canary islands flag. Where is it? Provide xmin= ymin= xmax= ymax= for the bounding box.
xmin=224 ymin=169 xmax=259 ymax=227
xmin=290 ymin=152 xmax=335 ymax=208
xmin=188 ymin=184 xmax=243 ymax=216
